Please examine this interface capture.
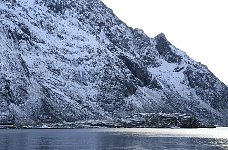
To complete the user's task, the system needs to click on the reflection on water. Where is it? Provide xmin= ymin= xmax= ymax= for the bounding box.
xmin=0 ymin=128 xmax=227 ymax=150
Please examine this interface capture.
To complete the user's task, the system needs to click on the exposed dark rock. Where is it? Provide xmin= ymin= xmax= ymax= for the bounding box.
xmin=119 ymin=55 xmax=151 ymax=86
xmin=155 ymin=33 xmax=182 ymax=63
xmin=184 ymin=67 xmax=228 ymax=110
xmin=0 ymin=77 xmax=13 ymax=105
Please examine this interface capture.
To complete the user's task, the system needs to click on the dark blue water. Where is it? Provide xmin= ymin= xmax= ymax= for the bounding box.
xmin=0 ymin=128 xmax=228 ymax=150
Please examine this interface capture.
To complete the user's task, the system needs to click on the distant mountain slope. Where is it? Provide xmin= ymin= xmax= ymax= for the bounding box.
xmin=0 ymin=0 xmax=227 ymax=126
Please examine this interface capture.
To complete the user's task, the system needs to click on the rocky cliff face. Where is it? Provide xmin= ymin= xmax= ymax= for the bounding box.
xmin=0 ymin=0 xmax=227 ymax=126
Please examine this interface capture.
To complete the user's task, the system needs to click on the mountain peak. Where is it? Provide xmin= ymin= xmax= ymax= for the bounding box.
xmin=154 ymin=32 xmax=169 ymax=42
xmin=156 ymin=32 xmax=166 ymax=38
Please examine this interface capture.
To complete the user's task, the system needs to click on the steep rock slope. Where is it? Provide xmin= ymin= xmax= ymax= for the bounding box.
xmin=0 ymin=0 xmax=227 ymax=126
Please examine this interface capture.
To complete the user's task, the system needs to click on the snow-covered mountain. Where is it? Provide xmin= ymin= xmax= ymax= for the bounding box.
xmin=0 ymin=0 xmax=227 ymax=126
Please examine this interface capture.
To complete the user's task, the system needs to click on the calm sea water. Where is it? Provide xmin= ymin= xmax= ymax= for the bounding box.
xmin=0 ymin=128 xmax=228 ymax=150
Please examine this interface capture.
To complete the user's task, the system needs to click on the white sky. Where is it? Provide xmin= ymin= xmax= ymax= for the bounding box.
xmin=102 ymin=0 xmax=228 ymax=85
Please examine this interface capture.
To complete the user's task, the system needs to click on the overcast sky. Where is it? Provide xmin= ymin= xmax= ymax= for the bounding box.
xmin=102 ymin=0 xmax=228 ymax=85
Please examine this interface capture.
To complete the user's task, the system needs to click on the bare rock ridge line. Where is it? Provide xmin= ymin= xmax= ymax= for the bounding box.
xmin=0 ymin=0 xmax=227 ymax=127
